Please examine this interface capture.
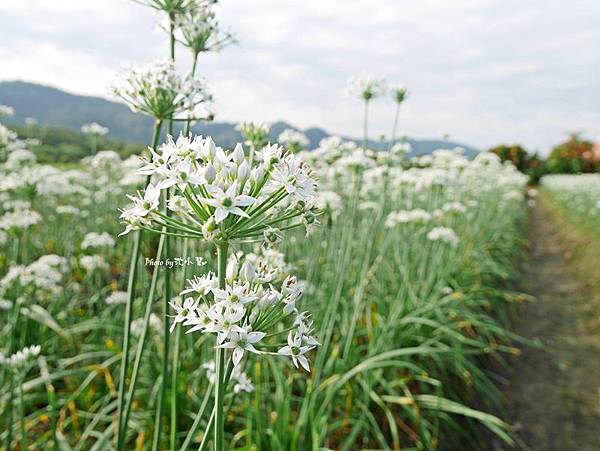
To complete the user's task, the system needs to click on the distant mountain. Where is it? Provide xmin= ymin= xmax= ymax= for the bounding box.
xmin=0 ymin=80 xmax=479 ymax=156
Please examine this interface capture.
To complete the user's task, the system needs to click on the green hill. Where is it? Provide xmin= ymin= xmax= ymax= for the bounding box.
xmin=0 ymin=80 xmax=478 ymax=156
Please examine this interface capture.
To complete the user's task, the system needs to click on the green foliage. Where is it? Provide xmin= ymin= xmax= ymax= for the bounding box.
xmin=546 ymin=133 xmax=599 ymax=174
xmin=488 ymin=144 xmax=546 ymax=184
xmin=9 ymin=124 xmax=144 ymax=163
xmin=0 ymin=81 xmax=481 ymax=156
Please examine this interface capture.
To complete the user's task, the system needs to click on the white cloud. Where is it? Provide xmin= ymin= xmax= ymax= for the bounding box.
xmin=1 ymin=0 xmax=600 ymax=153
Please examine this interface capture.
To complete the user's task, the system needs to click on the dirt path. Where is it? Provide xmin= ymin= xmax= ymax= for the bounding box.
xmin=497 ymin=201 xmax=600 ymax=450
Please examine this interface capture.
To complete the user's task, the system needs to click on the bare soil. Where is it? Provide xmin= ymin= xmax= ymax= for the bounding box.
xmin=495 ymin=199 xmax=600 ymax=450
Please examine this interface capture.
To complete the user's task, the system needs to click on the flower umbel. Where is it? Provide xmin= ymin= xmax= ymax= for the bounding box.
xmin=119 ymin=133 xmax=320 ymax=243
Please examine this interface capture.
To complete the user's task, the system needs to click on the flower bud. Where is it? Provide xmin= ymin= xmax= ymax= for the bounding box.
xmin=251 ymin=166 xmax=265 ymax=184
xmin=240 ymin=261 xmax=256 ymax=282
xmin=263 ymin=227 xmax=281 ymax=247
xmin=226 ymin=257 xmax=238 ymax=282
xmin=202 ymin=217 xmax=218 ymax=240
xmin=249 ymin=309 xmax=259 ymax=323
xmin=205 ymin=163 xmax=216 ymax=184
xmin=225 ymin=165 xmax=237 ymax=179
xmin=237 ymin=161 xmax=250 ymax=181
xmin=233 ymin=143 xmax=245 ymax=164
xmin=204 ymin=137 xmax=216 ymax=159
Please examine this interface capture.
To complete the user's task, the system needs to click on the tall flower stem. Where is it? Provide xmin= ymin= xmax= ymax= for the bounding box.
xmin=122 ymin=232 xmax=165 ymax=449
xmin=390 ymin=102 xmax=400 ymax=148
xmin=214 ymin=241 xmax=229 ymax=451
xmin=169 ymin=12 xmax=176 ymax=61
xmin=185 ymin=53 xmax=199 ymax=136
xmin=152 ymin=190 xmax=172 ymax=451
xmin=170 ymin=237 xmax=190 ymax=450
xmin=362 ymin=99 xmax=369 ymax=150
xmin=116 ymin=119 xmax=162 ymax=450
xmin=19 ymin=380 xmax=26 ymax=450
xmin=153 ymin=16 xmax=177 ymax=448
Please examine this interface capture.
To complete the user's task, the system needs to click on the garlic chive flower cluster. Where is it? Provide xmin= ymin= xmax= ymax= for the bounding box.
xmin=0 ymin=124 xmax=18 ymax=150
xmin=390 ymin=84 xmax=408 ymax=104
xmin=0 ymin=345 xmax=41 ymax=371
xmin=203 ymin=360 xmax=255 ymax=393
xmin=237 ymin=121 xmax=270 ymax=150
xmin=0 ymin=104 xmax=15 ymax=117
xmin=346 ymin=76 xmax=387 ymax=101
xmin=131 ymin=0 xmax=195 ymax=14
xmin=119 ymin=133 xmax=320 ymax=242
xmin=171 ymin=252 xmax=320 ymax=370
xmin=81 ymin=122 xmax=109 ymax=136
xmin=176 ymin=2 xmax=235 ymax=55
xmin=111 ymin=60 xmax=212 ymax=121
xmin=278 ymin=128 xmax=310 ymax=153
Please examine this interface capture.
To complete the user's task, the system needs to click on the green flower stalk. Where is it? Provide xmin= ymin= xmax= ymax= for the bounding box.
xmin=389 ymin=85 xmax=408 ymax=146
xmin=120 ymin=133 xmax=321 ymax=450
xmin=346 ymin=76 xmax=387 ymax=149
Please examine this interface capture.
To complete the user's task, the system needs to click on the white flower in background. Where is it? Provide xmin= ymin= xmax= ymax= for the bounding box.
xmin=390 ymin=84 xmax=408 ymax=104
xmin=0 ymin=124 xmax=18 ymax=148
xmin=84 ymin=150 xmax=122 ymax=169
xmin=316 ymin=191 xmax=342 ymax=216
xmin=233 ymin=370 xmax=254 ymax=394
xmin=346 ymin=76 xmax=387 ymax=100
xmin=441 ymin=202 xmax=467 ymax=214
xmin=132 ymin=0 xmax=193 ymax=14
xmin=5 ymin=148 xmax=37 ymax=169
xmin=503 ymin=191 xmax=523 ymax=201
xmin=358 ymin=201 xmax=379 ymax=211
xmin=427 ymin=227 xmax=459 ymax=246
xmin=80 ymin=255 xmax=109 ymax=272
xmin=0 ymin=104 xmax=15 ymax=117
xmin=176 ymin=2 xmax=236 ymax=54
xmin=131 ymin=313 xmax=163 ymax=337
xmin=105 ymin=291 xmax=129 ymax=305
xmin=390 ymin=142 xmax=411 ymax=159
xmin=24 ymin=117 xmax=37 ymax=127
xmin=0 ymin=345 xmax=41 ymax=370
xmin=202 ymin=361 xmax=217 ymax=384
xmin=237 ymin=121 xmax=270 ymax=149
xmin=81 ymin=232 xmax=116 ymax=249
xmin=81 ymin=122 xmax=109 ymax=136
xmin=278 ymin=128 xmax=309 ymax=151
xmin=0 ymin=255 xmax=68 ymax=296
xmin=56 ymin=205 xmax=83 ymax=216
xmin=202 ymin=360 xmax=254 ymax=393
xmin=0 ymin=209 xmax=42 ymax=232
xmin=385 ymin=209 xmax=432 ymax=227
xmin=112 ymin=59 xmax=212 ymax=120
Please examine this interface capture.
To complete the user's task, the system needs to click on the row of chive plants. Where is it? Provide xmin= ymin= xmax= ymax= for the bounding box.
xmin=0 ymin=130 xmax=529 ymax=450
xmin=1 ymin=1 xmax=530 ymax=450
xmin=541 ymin=174 xmax=600 ymax=230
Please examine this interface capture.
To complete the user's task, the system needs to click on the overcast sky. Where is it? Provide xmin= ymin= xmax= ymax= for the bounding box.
xmin=1 ymin=0 xmax=599 ymax=154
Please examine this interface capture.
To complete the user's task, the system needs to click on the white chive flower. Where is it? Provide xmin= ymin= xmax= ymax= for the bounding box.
xmin=81 ymin=122 xmax=109 ymax=136
xmin=111 ymin=60 xmax=212 ymax=120
xmin=346 ymin=76 xmax=387 ymax=101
